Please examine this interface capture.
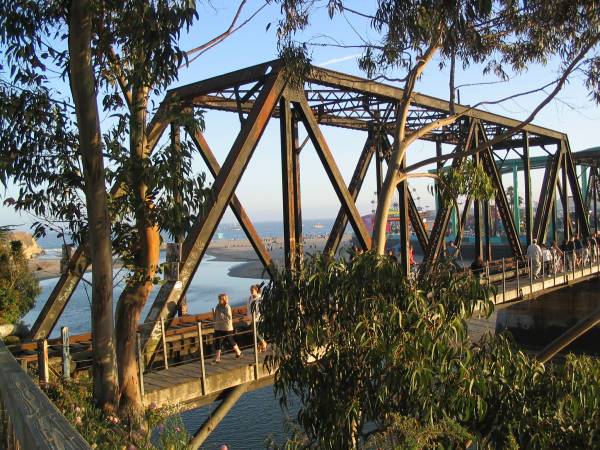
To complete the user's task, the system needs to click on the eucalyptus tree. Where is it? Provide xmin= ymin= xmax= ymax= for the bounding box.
xmin=270 ymin=0 xmax=600 ymax=254
xmin=0 ymin=0 xmax=257 ymax=417
xmin=0 ymin=0 xmax=120 ymax=410
xmin=262 ymin=254 xmax=600 ymax=449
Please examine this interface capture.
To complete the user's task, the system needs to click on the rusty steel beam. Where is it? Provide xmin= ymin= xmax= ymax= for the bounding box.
xmin=556 ymin=179 xmax=574 ymax=239
xmin=423 ymin=120 xmax=477 ymax=265
xmin=29 ymin=101 xmax=174 ymax=340
xmin=293 ymin=92 xmax=372 ymax=250
xmin=533 ymin=146 xmax=563 ymax=243
xmin=397 ymin=154 xmax=411 ymax=275
xmin=280 ymin=95 xmax=300 ymax=270
xmin=473 ymin=127 xmax=484 ymax=260
xmin=306 ymin=65 xmax=566 ymax=141
xmin=292 ymin=118 xmax=303 ymax=265
xmin=478 ymin=123 xmax=523 ymax=258
xmin=562 ymin=162 xmax=571 ymax=240
xmin=563 ymin=139 xmax=591 ymax=237
xmin=142 ymin=72 xmax=286 ymax=357
xmin=523 ymin=131 xmax=533 ymax=246
xmin=186 ymin=127 xmax=274 ymax=276
xmin=324 ymin=131 xmax=376 ymax=256
xmin=590 ymin=167 xmax=598 ymax=233
xmin=168 ymin=59 xmax=281 ymax=100
xmin=408 ymin=187 xmax=429 ymax=254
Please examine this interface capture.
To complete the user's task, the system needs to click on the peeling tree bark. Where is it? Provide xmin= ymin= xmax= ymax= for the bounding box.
xmin=68 ymin=0 xmax=119 ymax=411
xmin=115 ymin=85 xmax=161 ymax=418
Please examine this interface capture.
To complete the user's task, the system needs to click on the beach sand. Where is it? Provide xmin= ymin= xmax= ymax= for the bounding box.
xmin=28 ymin=234 xmax=354 ymax=281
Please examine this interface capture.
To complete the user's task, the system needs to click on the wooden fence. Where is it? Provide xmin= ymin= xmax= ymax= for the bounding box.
xmin=0 ymin=339 xmax=90 ymax=449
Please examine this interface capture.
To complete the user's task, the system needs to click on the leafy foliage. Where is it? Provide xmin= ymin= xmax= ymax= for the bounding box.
xmin=0 ymin=228 xmax=40 ymax=325
xmin=270 ymin=1 xmax=600 ymax=101
xmin=437 ymin=159 xmax=495 ymax=208
xmin=45 ymin=373 xmax=188 ymax=449
xmin=0 ymin=1 xmax=209 ymax=249
xmin=261 ymin=253 xmax=600 ymax=449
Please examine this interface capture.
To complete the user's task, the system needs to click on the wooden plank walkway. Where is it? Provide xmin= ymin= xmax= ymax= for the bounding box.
xmin=142 ymin=350 xmax=275 ymax=412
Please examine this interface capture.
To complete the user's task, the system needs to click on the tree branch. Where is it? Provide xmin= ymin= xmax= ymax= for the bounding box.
xmin=182 ymin=1 xmax=268 ymax=68
xmin=106 ymin=47 xmax=132 ymax=108
xmin=404 ymin=39 xmax=596 ymax=174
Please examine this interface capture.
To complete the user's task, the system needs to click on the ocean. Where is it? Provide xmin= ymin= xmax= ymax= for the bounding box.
xmin=27 ymin=220 xmax=334 ymax=449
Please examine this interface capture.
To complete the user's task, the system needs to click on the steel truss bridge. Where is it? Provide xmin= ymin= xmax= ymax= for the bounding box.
xmin=10 ymin=60 xmax=600 ymax=448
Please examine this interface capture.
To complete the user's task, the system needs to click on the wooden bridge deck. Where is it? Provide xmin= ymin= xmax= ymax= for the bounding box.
xmin=142 ymin=350 xmax=275 ymax=412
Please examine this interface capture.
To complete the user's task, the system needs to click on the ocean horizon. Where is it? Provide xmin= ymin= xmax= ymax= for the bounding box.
xmin=34 ymin=218 xmax=340 ymax=254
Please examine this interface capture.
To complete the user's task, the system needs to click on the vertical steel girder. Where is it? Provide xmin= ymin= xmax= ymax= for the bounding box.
xmin=560 ymin=163 xmax=570 ymax=240
xmin=292 ymin=120 xmax=303 ymax=260
xmin=473 ymin=127 xmax=484 ymax=260
xmin=556 ymin=179 xmax=573 ymax=239
xmin=292 ymin=92 xmax=372 ymax=250
xmin=563 ymin=140 xmax=591 ymax=237
xmin=512 ymin=165 xmax=521 ymax=233
xmin=376 ymin=134 xmax=384 ymax=195
xmin=484 ymin=201 xmax=492 ymax=260
xmin=477 ymin=123 xmax=523 ymax=258
xmin=408 ymin=187 xmax=429 ymax=253
xmin=397 ymin=155 xmax=410 ymax=275
xmin=423 ymin=120 xmax=476 ymax=265
xmin=29 ymin=104 xmax=174 ymax=340
xmin=280 ymin=96 xmax=301 ymax=270
xmin=533 ymin=145 xmax=563 ymax=243
xmin=185 ymin=127 xmax=274 ymax=275
xmin=142 ymin=72 xmax=286 ymax=355
xmin=323 ymin=131 xmax=376 ymax=256
xmin=523 ymin=131 xmax=533 ymax=246
xmin=593 ymin=168 xmax=599 ymax=233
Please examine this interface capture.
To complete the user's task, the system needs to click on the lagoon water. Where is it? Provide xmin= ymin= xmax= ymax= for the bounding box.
xmin=25 ymin=222 xmax=322 ymax=449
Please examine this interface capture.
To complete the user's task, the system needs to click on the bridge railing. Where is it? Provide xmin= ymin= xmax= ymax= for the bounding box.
xmin=133 ymin=307 xmax=266 ymax=399
xmin=0 ymin=339 xmax=90 ymax=449
xmin=479 ymin=247 xmax=600 ymax=302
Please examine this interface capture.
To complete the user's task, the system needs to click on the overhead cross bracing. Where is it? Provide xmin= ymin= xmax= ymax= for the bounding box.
xmin=171 ymin=59 xmax=564 ymax=146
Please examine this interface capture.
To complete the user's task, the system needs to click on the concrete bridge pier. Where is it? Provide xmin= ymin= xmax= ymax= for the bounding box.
xmin=495 ymin=279 xmax=600 ymax=355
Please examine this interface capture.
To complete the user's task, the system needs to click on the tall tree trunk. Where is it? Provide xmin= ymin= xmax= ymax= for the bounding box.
xmin=115 ymin=85 xmax=161 ymax=417
xmin=68 ymin=0 xmax=119 ymax=411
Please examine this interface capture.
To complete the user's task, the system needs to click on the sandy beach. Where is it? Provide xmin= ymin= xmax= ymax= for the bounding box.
xmin=28 ymin=234 xmax=354 ymax=281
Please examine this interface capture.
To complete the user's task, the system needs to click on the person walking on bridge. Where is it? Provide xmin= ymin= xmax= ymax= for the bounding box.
xmin=213 ymin=293 xmax=242 ymax=363
xmin=526 ymin=239 xmax=543 ymax=279
xmin=247 ymin=283 xmax=267 ymax=352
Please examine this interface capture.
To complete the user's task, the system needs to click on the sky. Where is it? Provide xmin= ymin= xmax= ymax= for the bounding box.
xmin=2 ymin=0 xmax=600 ymax=232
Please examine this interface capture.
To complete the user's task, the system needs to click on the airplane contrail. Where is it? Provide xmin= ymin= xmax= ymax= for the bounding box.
xmin=316 ymin=53 xmax=361 ymax=67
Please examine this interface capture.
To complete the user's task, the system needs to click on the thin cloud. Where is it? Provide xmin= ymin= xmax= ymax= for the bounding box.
xmin=316 ymin=53 xmax=361 ymax=67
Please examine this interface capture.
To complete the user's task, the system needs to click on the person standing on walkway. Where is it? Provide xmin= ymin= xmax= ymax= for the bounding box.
xmin=213 ymin=293 xmax=242 ymax=363
xmin=526 ymin=239 xmax=543 ymax=278
xmin=551 ymin=240 xmax=563 ymax=273
xmin=566 ymin=236 xmax=575 ymax=270
xmin=247 ymin=284 xmax=267 ymax=352
xmin=574 ymin=234 xmax=583 ymax=267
